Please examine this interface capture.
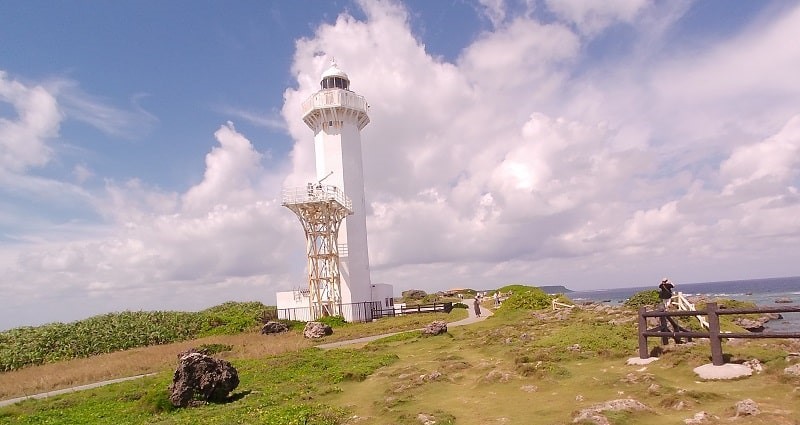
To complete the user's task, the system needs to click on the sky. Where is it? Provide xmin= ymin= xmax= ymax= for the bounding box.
xmin=1 ymin=0 xmax=799 ymax=329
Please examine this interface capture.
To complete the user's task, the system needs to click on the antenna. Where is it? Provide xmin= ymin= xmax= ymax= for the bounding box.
xmin=318 ymin=171 xmax=334 ymax=184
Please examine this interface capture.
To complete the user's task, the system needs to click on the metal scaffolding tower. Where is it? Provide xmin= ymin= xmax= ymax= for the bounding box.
xmin=282 ymin=183 xmax=352 ymax=320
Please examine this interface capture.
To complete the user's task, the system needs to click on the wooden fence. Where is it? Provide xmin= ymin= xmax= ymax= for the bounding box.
xmin=638 ymin=302 xmax=800 ymax=365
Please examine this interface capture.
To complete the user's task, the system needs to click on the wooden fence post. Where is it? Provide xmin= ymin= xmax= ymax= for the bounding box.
xmin=706 ymin=302 xmax=724 ymax=366
xmin=638 ymin=306 xmax=649 ymax=359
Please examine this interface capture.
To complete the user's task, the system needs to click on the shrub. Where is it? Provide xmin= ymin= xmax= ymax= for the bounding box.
xmin=624 ymin=290 xmax=660 ymax=308
xmin=317 ymin=315 xmax=347 ymax=328
xmin=0 ymin=301 xmax=270 ymax=371
xmin=452 ymin=302 xmax=468 ymax=309
xmin=499 ymin=288 xmax=551 ymax=311
xmin=200 ymin=301 xmax=268 ymax=336
xmin=401 ymin=289 xmax=427 ymax=300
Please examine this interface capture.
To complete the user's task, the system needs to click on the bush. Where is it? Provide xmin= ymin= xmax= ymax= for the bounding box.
xmin=499 ymin=288 xmax=552 ymax=311
xmin=624 ymin=290 xmax=660 ymax=308
xmin=317 ymin=315 xmax=347 ymax=328
xmin=452 ymin=302 xmax=468 ymax=309
xmin=401 ymin=289 xmax=427 ymax=300
xmin=200 ymin=301 xmax=268 ymax=335
xmin=0 ymin=301 xmax=269 ymax=371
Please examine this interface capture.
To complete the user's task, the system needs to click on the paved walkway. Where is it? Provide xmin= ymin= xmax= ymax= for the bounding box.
xmin=0 ymin=373 xmax=157 ymax=408
xmin=0 ymin=300 xmax=493 ymax=407
xmin=318 ymin=298 xmax=492 ymax=349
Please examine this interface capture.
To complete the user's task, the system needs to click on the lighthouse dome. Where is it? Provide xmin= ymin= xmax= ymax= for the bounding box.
xmin=320 ymin=60 xmax=350 ymax=90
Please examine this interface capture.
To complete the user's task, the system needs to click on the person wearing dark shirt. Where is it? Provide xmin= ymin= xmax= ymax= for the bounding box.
xmin=658 ymin=278 xmax=675 ymax=309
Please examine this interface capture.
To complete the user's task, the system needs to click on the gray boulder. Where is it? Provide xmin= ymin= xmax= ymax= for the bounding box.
xmin=169 ymin=351 xmax=239 ymax=407
xmin=733 ymin=318 xmax=765 ymax=332
xmin=303 ymin=321 xmax=333 ymax=338
xmin=422 ymin=320 xmax=447 ymax=336
xmin=784 ymin=363 xmax=800 ymax=377
xmin=261 ymin=321 xmax=289 ymax=334
xmin=734 ymin=399 xmax=759 ymax=417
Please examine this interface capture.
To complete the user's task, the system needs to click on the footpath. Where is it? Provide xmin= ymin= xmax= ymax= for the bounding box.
xmin=0 ymin=300 xmax=493 ymax=407
xmin=318 ymin=298 xmax=492 ymax=349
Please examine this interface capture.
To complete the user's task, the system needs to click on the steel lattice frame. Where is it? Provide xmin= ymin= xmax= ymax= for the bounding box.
xmin=282 ymin=185 xmax=352 ymax=320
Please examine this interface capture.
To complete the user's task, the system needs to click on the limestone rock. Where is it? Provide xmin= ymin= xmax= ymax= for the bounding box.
xmin=684 ymin=411 xmax=717 ymax=424
xmin=734 ymin=399 xmax=760 ymax=417
xmin=417 ymin=413 xmax=436 ymax=425
xmin=303 ymin=321 xmax=333 ymax=338
xmin=733 ymin=318 xmax=765 ymax=332
xmin=422 ymin=320 xmax=447 ymax=336
xmin=572 ymin=398 xmax=649 ymax=424
xmin=169 ymin=351 xmax=239 ymax=407
xmin=260 ymin=321 xmax=289 ymax=334
xmin=784 ymin=363 xmax=800 ymax=377
xmin=743 ymin=359 xmax=763 ymax=373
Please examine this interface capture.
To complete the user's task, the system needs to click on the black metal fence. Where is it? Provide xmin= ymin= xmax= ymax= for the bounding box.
xmin=276 ymin=301 xmax=454 ymax=323
xmin=277 ymin=301 xmax=382 ymax=323
xmin=638 ymin=302 xmax=800 ymax=365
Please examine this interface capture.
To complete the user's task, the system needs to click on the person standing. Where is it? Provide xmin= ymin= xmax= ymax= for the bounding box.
xmin=473 ymin=297 xmax=481 ymax=317
xmin=658 ymin=278 xmax=675 ymax=309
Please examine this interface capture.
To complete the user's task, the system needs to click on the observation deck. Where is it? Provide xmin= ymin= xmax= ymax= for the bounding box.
xmin=281 ymin=183 xmax=353 ymax=212
xmin=302 ymin=89 xmax=370 ymax=131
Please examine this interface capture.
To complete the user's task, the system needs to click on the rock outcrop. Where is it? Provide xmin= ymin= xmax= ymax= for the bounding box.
xmin=422 ymin=320 xmax=447 ymax=336
xmin=169 ymin=350 xmax=239 ymax=407
xmin=261 ymin=321 xmax=289 ymax=334
xmin=303 ymin=321 xmax=333 ymax=338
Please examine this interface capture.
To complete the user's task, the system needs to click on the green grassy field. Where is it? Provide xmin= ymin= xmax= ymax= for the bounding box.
xmin=1 ymin=299 xmax=798 ymax=424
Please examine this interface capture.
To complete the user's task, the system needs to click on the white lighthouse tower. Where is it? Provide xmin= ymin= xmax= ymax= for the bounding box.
xmin=301 ymin=60 xmax=373 ymax=305
xmin=278 ymin=60 xmax=392 ymax=322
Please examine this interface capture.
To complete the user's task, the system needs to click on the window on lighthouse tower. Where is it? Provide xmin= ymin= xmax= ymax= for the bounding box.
xmin=321 ymin=76 xmax=349 ymax=90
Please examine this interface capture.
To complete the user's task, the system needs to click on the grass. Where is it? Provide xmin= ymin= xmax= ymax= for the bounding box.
xmin=1 ymin=303 xmax=799 ymax=424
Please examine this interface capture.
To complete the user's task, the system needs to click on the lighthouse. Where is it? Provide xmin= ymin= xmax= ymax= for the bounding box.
xmin=278 ymin=60 xmax=392 ymax=322
xmin=300 ymin=60 xmax=373 ymax=306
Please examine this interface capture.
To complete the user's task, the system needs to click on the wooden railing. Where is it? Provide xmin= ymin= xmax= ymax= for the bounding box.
xmin=673 ymin=292 xmax=709 ymax=329
xmin=638 ymin=302 xmax=800 ymax=365
xmin=552 ymin=300 xmax=575 ymax=310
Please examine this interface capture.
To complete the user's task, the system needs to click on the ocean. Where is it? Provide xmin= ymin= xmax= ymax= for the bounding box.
xmin=567 ymin=276 xmax=800 ymax=332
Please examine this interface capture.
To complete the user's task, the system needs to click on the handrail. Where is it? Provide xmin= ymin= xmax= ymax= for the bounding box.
xmin=281 ymin=184 xmax=352 ymax=211
xmin=302 ymin=90 xmax=368 ymax=115
xmin=673 ymin=292 xmax=709 ymax=329
xmin=638 ymin=303 xmax=800 ymax=365
xmin=552 ymin=300 xmax=575 ymax=310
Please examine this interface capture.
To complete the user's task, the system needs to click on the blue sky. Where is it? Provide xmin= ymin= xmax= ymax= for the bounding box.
xmin=2 ymin=0 xmax=799 ymax=329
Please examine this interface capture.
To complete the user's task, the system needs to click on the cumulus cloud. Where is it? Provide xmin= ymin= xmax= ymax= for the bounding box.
xmin=1 ymin=121 xmax=301 ymax=328
xmin=0 ymin=71 xmax=62 ymax=173
xmin=2 ymin=0 xmax=800 ymax=329
xmin=282 ymin=0 xmax=800 ymax=292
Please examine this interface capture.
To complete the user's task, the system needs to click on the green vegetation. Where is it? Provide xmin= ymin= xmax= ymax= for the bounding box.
xmin=496 ymin=286 xmax=552 ymax=312
xmin=0 ymin=301 xmax=267 ymax=371
xmin=624 ymin=289 xmax=660 ymax=308
xmin=2 ymin=297 xmax=798 ymax=424
xmin=316 ymin=315 xmax=348 ymax=328
xmin=0 ymin=348 xmax=398 ymax=425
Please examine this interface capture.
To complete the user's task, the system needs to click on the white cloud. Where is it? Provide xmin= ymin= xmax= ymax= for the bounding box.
xmin=0 ymin=71 xmax=62 ymax=173
xmin=53 ymin=81 xmax=157 ymax=139
xmin=478 ymin=0 xmax=507 ymax=28
xmin=3 ymin=0 xmax=800 ymax=329
xmin=545 ymin=0 xmax=652 ymax=36
xmin=280 ymin=0 xmax=800 ymax=295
